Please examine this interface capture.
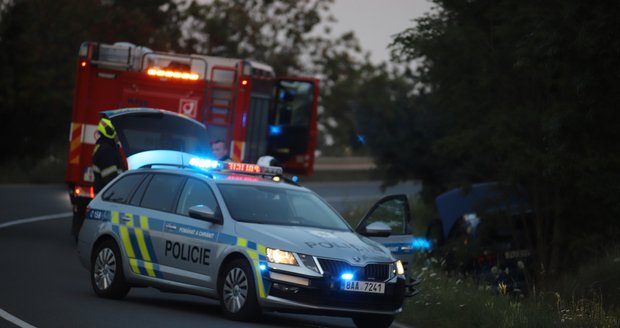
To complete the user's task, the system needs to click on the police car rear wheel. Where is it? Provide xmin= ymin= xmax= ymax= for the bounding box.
xmin=219 ymin=259 xmax=260 ymax=321
xmin=91 ymin=239 xmax=130 ymax=299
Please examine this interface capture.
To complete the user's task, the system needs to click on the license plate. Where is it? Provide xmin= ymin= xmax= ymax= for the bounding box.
xmin=341 ymin=280 xmax=385 ymax=294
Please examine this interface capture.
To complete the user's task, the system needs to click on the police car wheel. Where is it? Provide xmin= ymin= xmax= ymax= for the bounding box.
xmin=219 ymin=259 xmax=260 ymax=321
xmin=91 ymin=239 xmax=130 ymax=299
xmin=352 ymin=314 xmax=395 ymax=328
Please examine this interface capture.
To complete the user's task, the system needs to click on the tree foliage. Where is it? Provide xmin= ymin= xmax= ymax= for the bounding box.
xmin=358 ymin=0 xmax=620 ymax=277
xmin=180 ymin=0 xmax=334 ymax=76
xmin=0 ymin=0 xmax=183 ymax=161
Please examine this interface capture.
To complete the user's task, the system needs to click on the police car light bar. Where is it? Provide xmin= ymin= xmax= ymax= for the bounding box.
xmin=188 ymin=157 xmax=283 ymax=176
xmin=188 ymin=157 xmax=222 ymax=170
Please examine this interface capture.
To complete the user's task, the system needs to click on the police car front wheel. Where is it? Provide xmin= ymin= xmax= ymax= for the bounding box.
xmin=219 ymin=258 xmax=260 ymax=321
xmin=91 ymin=239 xmax=130 ymax=299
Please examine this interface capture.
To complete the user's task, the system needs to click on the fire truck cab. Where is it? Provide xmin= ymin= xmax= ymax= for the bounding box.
xmin=66 ymin=41 xmax=319 ymax=237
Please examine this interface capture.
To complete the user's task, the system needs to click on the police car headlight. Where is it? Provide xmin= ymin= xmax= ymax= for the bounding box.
xmin=267 ymin=248 xmax=298 ymax=266
xmin=395 ymin=260 xmax=405 ymax=275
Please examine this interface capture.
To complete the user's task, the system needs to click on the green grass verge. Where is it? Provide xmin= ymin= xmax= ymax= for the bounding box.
xmin=341 ymin=199 xmax=620 ymax=328
xmin=0 ymin=156 xmax=66 ymax=184
xmin=397 ymin=252 xmax=620 ymax=328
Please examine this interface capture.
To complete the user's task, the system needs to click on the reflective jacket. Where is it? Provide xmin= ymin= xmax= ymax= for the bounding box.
xmin=92 ymin=137 xmax=124 ymax=194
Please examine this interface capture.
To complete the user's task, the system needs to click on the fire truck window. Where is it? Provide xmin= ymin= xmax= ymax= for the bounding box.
xmin=212 ymin=69 xmax=234 ymax=85
xmin=274 ymin=81 xmax=313 ymax=127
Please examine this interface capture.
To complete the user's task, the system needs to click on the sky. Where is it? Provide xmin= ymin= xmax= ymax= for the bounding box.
xmin=328 ymin=0 xmax=434 ymax=64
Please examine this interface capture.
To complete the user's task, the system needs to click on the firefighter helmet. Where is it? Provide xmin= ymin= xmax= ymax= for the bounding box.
xmin=97 ymin=118 xmax=116 ymax=139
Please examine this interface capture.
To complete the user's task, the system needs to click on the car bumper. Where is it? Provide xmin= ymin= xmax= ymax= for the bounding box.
xmin=258 ymin=270 xmax=406 ymax=316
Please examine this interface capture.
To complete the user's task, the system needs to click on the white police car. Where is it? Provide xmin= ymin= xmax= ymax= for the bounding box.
xmin=77 ymin=151 xmax=407 ymax=328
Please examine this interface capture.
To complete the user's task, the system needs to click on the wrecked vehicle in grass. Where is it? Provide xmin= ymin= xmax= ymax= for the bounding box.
xmin=426 ymin=182 xmax=534 ymax=291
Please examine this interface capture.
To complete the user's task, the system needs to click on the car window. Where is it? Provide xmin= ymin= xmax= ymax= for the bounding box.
xmin=218 ymin=184 xmax=350 ymax=231
xmin=140 ymin=174 xmax=185 ymax=213
xmin=101 ymin=174 xmax=146 ymax=204
xmin=363 ymin=198 xmax=408 ymax=235
xmin=176 ymin=178 xmax=219 ymax=217
xmin=129 ymin=174 xmax=152 ymax=206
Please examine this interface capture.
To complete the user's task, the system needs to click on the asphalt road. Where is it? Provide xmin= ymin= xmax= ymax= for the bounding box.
xmin=0 ymin=183 xmax=417 ymax=328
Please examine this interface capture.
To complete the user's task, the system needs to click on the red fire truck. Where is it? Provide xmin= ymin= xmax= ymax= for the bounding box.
xmin=66 ymin=41 xmax=319 ymax=234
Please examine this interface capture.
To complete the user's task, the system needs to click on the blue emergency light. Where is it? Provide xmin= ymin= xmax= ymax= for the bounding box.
xmin=269 ymin=125 xmax=283 ymax=136
xmin=411 ymin=237 xmax=432 ymax=250
xmin=188 ymin=157 xmax=221 ymax=170
xmin=340 ymin=273 xmax=354 ymax=281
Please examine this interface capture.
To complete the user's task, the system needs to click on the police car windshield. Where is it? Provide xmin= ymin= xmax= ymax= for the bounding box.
xmin=218 ymin=184 xmax=350 ymax=231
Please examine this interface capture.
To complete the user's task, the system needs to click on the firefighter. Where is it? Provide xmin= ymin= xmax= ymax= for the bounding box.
xmin=92 ymin=118 xmax=124 ymax=194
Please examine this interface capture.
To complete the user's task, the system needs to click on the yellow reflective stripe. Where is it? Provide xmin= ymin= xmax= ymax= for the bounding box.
xmin=134 ymin=228 xmax=151 ymax=262
xmin=246 ymin=249 xmax=265 ymax=298
xmin=129 ymin=258 xmax=139 ymax=273
xmin=101 ymin=165 xmax=119 ymax=178
xmin=92 ymin=165 xmax=101 ymax=173
xmin=119 ymin=226 xmax=136 ymax=258
xmin=143 ymin=261 xmax=156 ymax=277
xmin=140 ymin=216 xmax=149 ymax=229
xmin=111 ymin=211 xmax=119 ymax=224
xmin=123 ymin=213 xmax=134 ymax=227
xmin=257 ymin=244 xmax=266 ymax=255
xmin=237 ymin=237 xmax=248 ymax=247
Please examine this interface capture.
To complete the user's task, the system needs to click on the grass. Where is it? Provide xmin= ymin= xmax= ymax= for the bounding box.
xmin=340 ymin=198 xmax=620 ymax=328
xmin=396 ymin=251 xmax=620 ymax=328
xmin=0 ymin=155 xmax=66 ymax=184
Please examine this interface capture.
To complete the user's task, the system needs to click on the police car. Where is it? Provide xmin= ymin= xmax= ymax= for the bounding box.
xmin=77 ymin=151 xmax=407 ymax=328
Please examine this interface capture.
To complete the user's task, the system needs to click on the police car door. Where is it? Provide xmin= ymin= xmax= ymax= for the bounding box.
xmin=137 ymin=174 xmax=222 ymax=289
xmin=355 ymin=195 xmax=416 ymax=279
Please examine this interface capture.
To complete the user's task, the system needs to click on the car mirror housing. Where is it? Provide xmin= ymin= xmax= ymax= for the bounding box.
xmin=362 ymin=221 xmax=392 ymax=237
xmin=188 ymin=205 xmax=220 ymax=224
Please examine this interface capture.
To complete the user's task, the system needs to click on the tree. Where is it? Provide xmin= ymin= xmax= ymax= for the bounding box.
xmin=180 ymin=0 xmax=334 ymax=76
xmin=360 ymin=0 xmax=620 ymax=279
xmin=0 ymin=0 xmax=183 ymax=163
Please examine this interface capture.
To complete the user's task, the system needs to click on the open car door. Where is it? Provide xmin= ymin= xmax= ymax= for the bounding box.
xmin=356 ymin=194 xmax=421 ymax=296
xmin=268 ymin=77 xmax=319 ymax=175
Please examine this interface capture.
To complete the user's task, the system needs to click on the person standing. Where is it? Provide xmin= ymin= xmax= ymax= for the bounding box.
xmin=211 ymin=139 xmax=231 ymax=162
xmin=92 ymin=118 xmax=124 ymax=194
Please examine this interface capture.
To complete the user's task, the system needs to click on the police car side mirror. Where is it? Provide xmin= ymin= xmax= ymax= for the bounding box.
xmin=363 ymin=221 xmax=392 ymax=237
xmin=188 ymin=205 xmax=221 ymax=224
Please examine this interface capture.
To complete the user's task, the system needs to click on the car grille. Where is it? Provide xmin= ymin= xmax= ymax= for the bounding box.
xmin=317 ymin=258 xmax=391 ymax=281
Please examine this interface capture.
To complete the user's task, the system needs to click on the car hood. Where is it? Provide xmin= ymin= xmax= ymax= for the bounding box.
xmin=235 ymin=222 xmax=395 ymax=265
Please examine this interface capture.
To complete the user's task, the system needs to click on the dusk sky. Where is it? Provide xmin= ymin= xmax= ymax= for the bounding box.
xmin=329 ymin=0 xmax=434 ymax=63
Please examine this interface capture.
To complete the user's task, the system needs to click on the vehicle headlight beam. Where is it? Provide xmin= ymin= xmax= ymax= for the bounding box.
xmin=267 ymin=248 xmax=298 ymax=265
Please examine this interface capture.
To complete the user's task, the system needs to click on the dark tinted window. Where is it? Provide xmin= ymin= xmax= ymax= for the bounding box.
xmin=176 ymin=179 xmax=219 ymax=216
xmin=129 ymin=175 xmax=152 ymax=206
xmin=102 ymin=174 xmax=146 ymax=204
xmin=273 ymin=80 xmax=314 ymax=127
xmin=140 ymin=174 xmax=185 ymax=212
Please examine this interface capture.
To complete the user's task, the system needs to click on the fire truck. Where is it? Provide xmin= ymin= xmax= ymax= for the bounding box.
xmin=65 ymin=41 xmax=319 ymax=235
